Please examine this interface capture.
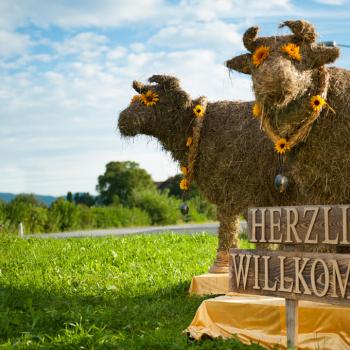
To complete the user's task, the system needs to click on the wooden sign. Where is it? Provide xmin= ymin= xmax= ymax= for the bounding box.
xmin=247 ymin=205 xmax=350 ymax=245
xmin=229 ymin=249 xmax=350 ymax=306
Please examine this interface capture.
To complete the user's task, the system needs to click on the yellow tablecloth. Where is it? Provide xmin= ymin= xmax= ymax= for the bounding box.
xmin=188 ymin=273 xmax=229 ymax=296
xmin=186 ymin=294 xmax=350 ymax=350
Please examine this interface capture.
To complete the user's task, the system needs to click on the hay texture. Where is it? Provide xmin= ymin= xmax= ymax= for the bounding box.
xmin=226 ymin=20 xmax=350 ymax=207
xmin=118 ymin=75 xmax=306 ymax=272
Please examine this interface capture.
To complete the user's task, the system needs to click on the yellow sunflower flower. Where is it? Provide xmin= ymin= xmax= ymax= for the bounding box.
xmin=130 ymin=95 xmax=141 ymax=104
xmin=181 ymin=166 xmax=188 ymax=176
xmin=179 ymin=178 xmax=189 ymax=191
xmin=186 ymin=136 xmax=193 ymax=147
xmin=310 ymin=95 xmax=326 ymax=112
xmin=193 ymin=104 xmax=205 ymax=118
xmin=252 ymin=46 xmax=270 ymax=67
xmin=252 ymin=102 xmax=262 ymax=118
xmin=274 ymin=138 xmax=290 ymax=154
xmin=281 ymin=43 xmax=302 ymax=62
xmin=141 ymin=90 xmax=159 ymax=106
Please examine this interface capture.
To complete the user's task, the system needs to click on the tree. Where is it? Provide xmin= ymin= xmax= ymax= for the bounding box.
xmin=73 ymin=192 xmax=95 ymax=207
xmin=66 ymin=191 xmax=73 ymax=202
xmin=158 ymin=174 xmax=199 ymax=199
xmin=6 ymin=194 xmax=48 ymax=233
xmin=47 ymin=198 xmax=79 ymax=232
xmin=96 ymin=161 xmax=156 ymax=206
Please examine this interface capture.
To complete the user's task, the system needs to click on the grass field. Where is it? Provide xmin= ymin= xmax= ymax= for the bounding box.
xmin=0 ymin=233 xmax=264 ymax=349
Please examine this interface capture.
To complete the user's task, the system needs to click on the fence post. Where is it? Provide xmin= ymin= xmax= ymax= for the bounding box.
xmin=18 ymin=222 xmax=24 ymax=238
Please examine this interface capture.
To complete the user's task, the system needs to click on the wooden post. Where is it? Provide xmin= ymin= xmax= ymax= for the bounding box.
xmin=18 ymin=222 xmax=24 ymax=238
xmin=286 ymin=298 xmax=298 ymax=349
xmin=285 ymin=243 xmax=297 ymax=349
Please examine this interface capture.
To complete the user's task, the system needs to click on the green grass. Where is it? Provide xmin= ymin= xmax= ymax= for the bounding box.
xmin=0 ymin=233 xmax=264 ymax=349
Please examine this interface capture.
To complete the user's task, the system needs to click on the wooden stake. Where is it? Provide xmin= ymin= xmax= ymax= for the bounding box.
xmin=286 ymin=298 xmax=298 ymax=349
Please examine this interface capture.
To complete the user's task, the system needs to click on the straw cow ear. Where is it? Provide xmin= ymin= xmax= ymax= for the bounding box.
xmin=226 ymin=53 xmax=252 ymax=75
xmin=148 ymin=75 xmax=180 ymax=89
xmin=310 ymin=46 xmax=340 ymax=68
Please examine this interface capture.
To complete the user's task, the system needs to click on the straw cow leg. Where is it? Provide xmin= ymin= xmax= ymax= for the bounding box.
xmin=209 ymin=206 xmax=241 ymax=274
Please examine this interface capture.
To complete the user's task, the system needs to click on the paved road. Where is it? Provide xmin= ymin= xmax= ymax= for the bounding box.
xmin=23 ymin=223 xmax=219 ymax=239
xmin=23 ymin=221 xmax=248 ymax=240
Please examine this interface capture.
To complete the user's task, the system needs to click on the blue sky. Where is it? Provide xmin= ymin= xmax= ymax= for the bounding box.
xmin=1 ymin=0 xmax=350 ymax=196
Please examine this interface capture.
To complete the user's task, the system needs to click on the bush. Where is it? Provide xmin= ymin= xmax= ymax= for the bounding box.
xmin=6 ymin=194 xmax=48 ymax=233
xmin=132 ymin=189 xmax=182 ymax=225
xmin=47 ymin=198 xmax=79 ymax=232
xmin=91 ymin=205 xmax=151 ymax=228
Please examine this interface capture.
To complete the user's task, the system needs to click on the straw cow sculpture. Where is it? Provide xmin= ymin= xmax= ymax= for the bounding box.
xmin=118 ymin=75 xmax=297 ymax=272
xmin=226 ymin=20 xmax=350 ymax=206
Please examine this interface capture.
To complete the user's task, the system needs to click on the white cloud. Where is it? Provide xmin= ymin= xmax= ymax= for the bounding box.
xmin=313 ymin=0 xmax=347 ymax=4
xmin=0 ymin=30 xmax=31 ymax=57
xmin=149 ymin=20 xmax=243 ymax=56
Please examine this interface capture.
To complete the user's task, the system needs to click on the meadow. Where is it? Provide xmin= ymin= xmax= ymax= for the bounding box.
xmin=0 ymin=233 xmax=263 ymax=349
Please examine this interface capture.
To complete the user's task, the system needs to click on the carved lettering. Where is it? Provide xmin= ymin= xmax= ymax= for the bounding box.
xmin=278 ymin=256 xmax=293 ymax=292
xmin=231 ymin=253 xmax=252 ymax=289
xmin=294 ymin=257 xmax=311 ymax=295
xmin=310 ymin=258 xmax=330 ymax=297
xmin=270 ymin=208 xmax=282 ymax=243
xmin=323 ymin=206 xmax=339 ymax=244
xmin=304 ymin=207 xmax=319 ymax=244
xmin=331 ymin=260 xmax=350 ymax=298
xmin=251 ymin=208 xmax=266 ymax=242
xmin=285 ymin=207 xmax=301 ymax=243
xmin=262 ymin=256 xmax=277 ymax=291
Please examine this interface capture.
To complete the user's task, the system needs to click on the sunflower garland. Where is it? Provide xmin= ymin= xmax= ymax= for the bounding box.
xmin=193 ymin=104 xmax=205 ymax=118
xmin=252 ymin=102 xmax=262 ymax=118
xmin=274 ymin=138 xmax=290 ymax=154
xmin=131 ymin=95 xmax=141 ymax=104
xmin=186 ymin=136 xmax=193 ymax=147
xmin=281 ymin=43 xmax=302 ymax=62
xmin=141 ymin=90 xmax=159 ymax=106
xmin=253 ymin=67 xmax=336 ymax=193
xmin=252 ymin=46 xmax=270 ymax=67
xmin=179 ymin=97 xmax=208 ymax=192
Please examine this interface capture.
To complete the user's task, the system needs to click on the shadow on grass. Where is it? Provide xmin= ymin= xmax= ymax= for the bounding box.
xmin=0 ymin=283 xmax=266 ymax=350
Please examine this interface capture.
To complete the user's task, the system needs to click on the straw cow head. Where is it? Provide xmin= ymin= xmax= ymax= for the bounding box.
xmin=118 ymin=75 xmax=191 ymax=137
xmin=226 ymin=20 xmax=339 ymax=109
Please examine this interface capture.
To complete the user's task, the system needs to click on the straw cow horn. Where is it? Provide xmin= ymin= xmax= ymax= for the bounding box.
xmin=279 ymin=20 xmax=317 ymax=43
xmin=243 ymin=26 xmax=259 ymax=52
xmin=132 ymin=80 xmax=146 ymax=93
xmin=148 ymin=75 xmax=180 ymax=89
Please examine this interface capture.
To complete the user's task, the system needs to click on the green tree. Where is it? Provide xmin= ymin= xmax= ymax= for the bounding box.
xmin=96 ymin=161 xmax=156 ymax=206
xmin=6 ymin=194 xmax=48 ymax=233
xmin=132 ymin=189 xmax=181 ymax=225
xmin=158 ymin=174 xmax=200 ymax=199
xmin=48 ymin=198 xmax=79 ymax=232
xmin=73 ymin=192 xmax=95 ymax=207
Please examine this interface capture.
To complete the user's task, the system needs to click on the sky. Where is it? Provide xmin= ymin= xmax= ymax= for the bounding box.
xmin=1 ymin=0 xmax=350 ymax=196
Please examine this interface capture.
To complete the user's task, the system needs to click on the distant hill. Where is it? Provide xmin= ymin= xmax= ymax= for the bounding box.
xmin=0 ymin=193 xmax=58 ymax=206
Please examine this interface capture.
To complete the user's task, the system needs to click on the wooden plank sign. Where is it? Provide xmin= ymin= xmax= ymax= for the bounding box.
xmin=247 ymin=205 xmax=350 ymax=245
xmin=229 ymin=249 xmax=350 ymax=305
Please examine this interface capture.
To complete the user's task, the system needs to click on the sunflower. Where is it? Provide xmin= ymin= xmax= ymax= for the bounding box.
xmin=252 ymin=102 xmax=262 ymax=118
xmin=281 ymin=43 xmax=302 ymax=62
xmin=310 ymin=95 xmax=326 ymax=112
xmin=186 ymin=136 xmax=193 ymax=147
xmin=274 ymin=138 xmax=290 ymax=154
xmin=141 ymin=90 xmax=159 ymax=106
xmin=181 ymin=166 xmax=188 ymax=176
xmin=193 ymin=104 xmax=205 ymax=118
xmin=252 ymin=46 xmax=270 ymax=67
xmin=130 ymin=95 xmax=141 ymax=104
xmin=179 ymin=178 xmax=189 ymax=191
